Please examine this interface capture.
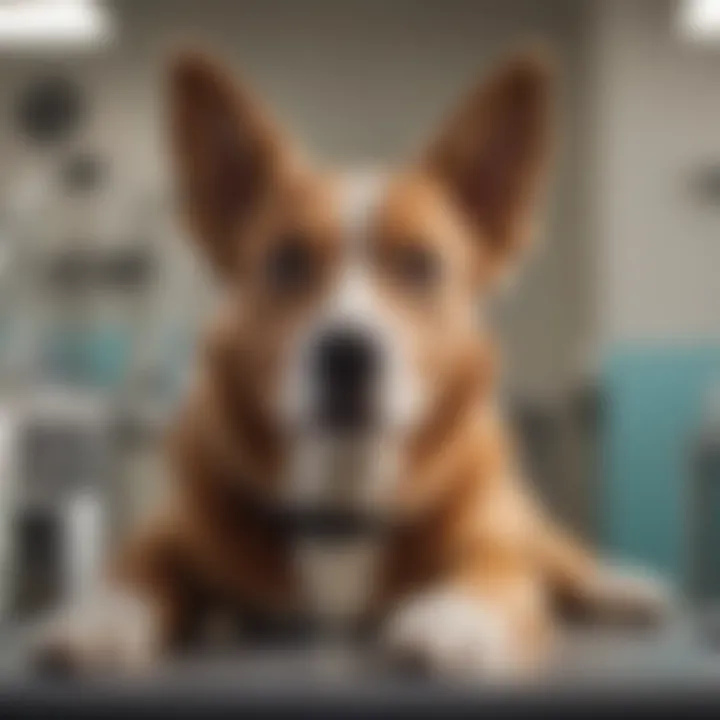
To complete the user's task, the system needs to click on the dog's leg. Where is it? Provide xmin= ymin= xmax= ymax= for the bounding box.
xmin=383 ymin=510 xmax=673 ymax=679
xmin=384 ymin=547 xmax=550 ymax=680
xmin=32 ymin=586 xmax=164 ymax=675
xmin=538 ymin=520 xmax=673 ymax=623
xmin=31 ymin=525 xmax=193 ymax=676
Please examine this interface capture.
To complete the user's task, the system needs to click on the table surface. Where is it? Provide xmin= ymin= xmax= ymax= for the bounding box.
xmin=2 ymin=610 xmax=720 ymax=689
xmin=2 ymin=622 xmax=720 ymax=717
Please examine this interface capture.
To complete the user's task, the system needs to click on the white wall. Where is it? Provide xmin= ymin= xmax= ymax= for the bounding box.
xmin=0 ymin=0 xmax=592 ymax=395
xmin=591 ymin=0 xmax=720 ymax=347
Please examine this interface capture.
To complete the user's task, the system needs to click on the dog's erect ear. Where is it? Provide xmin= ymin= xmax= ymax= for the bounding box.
xmin=169 ymin=51 xmax=291 ymax=277
xmin=423 ymin=49 xmax=553 ymax=269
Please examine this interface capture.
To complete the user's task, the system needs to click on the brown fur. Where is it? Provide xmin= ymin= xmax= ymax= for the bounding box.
xmin=44 ymin=47 xmax=664 ymax=676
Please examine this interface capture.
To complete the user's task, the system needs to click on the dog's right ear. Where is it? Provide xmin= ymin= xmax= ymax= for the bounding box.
xmin=169 ymin=51 xmax=291 ymax=278
xmin=422 ymin=49 xmax=553 ymax=278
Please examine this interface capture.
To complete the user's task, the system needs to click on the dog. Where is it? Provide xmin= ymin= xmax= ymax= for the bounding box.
xmin=35 ymin=47 xmax=669 ymax=680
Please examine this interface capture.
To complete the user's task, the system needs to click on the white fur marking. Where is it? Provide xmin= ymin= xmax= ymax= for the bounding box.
xmin=279 ymin=170 xmax=423 ymax=627
xmin=35 ymin=587 xmax=159 ymax=671
xmin=296 ymin=540 xmax=381 ymax=623
xmin=328 ymin=169 xmax=388 ymax=324
xmin=286 ymin=434 xmax=399 ymax=510
xmin=287 ymin=436 xmax=397 ymax=626
xmin=386 ymin=588 xmax=517 ymax=678
xmin=339 ymin=169 xmax=388 ymax=249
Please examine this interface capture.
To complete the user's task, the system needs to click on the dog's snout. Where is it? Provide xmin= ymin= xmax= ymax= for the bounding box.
xmin=313 ymin=327 xmax=381 ymax=431
xmin=317 ymin=329 xmax=379 ymax=388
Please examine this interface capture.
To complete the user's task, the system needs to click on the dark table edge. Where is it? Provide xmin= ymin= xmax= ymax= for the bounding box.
xmin=2 ymin=679 xmax=720 ymax=717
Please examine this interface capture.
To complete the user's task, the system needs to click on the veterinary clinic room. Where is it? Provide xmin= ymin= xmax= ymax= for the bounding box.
xmin=0 ymin=0 xmax=720 ymax=714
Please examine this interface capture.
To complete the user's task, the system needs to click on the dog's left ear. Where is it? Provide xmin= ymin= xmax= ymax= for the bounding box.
xmin=423 ymin=49 xmax=554 ymax=271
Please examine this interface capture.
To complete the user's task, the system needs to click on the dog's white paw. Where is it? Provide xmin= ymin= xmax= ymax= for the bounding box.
xmin=32 ymin=589 xmax=160 ymax=675
xmin=385 ymin=588 xmax=517 ymax=679
xmin=585 ymin=563 xmax=674 ymax=623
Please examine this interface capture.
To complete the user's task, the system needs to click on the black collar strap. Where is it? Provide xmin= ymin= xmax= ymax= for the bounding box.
xmin=239 ymin=493 xmax=398 ymax=542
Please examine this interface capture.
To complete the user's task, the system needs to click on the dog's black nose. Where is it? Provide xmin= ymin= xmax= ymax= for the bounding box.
xmin=314 ymin=327 xmax=380 ymax=430
xmin=317 ymin=328 xmax=379 ymax=388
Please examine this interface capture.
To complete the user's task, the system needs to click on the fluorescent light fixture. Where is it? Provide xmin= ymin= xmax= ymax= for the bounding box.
xmin=679 ymin=0 xmax=720 ymax=41
xmin=0 ymin=0 xmax=114 ymax=48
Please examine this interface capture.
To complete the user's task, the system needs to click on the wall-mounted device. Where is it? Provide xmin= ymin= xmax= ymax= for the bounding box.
xmin=15 ymin=75 xmax=85 ymax=147
xmin=4 ymin=388 xmax=117 ymax=619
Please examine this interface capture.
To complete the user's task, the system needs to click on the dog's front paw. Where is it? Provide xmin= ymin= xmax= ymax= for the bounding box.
xmin=384 ymin=588 xmax=518 ymax=680
xmin=31 ymin=589 xmax=161 ymax=677
xmin=584 ymin=563 xmax=674 ymax=625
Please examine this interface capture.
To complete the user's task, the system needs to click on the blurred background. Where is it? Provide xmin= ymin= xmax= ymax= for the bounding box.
xmin=0 ymin=0 xmax=718 ymax=642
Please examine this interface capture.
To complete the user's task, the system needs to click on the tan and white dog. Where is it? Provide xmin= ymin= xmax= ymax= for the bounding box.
xmin=37 ymin=48 xmax=668 ymax=679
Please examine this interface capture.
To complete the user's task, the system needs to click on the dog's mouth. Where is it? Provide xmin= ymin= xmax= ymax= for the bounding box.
xmin=281 ymin=422 xmax=405 ymax=523
xmin=314 ymin=392 xmax=377 ymax=436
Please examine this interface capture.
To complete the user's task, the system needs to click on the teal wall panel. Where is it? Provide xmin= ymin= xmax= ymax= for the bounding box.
xmin=602 ymin=344 xmax=720 ymax=585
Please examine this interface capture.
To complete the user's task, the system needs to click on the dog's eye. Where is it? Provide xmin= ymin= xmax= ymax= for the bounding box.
xmin=265 ymin=236 xmax=314 ymax=293
xmin=390 ymin=245 xmax=440 ymax=291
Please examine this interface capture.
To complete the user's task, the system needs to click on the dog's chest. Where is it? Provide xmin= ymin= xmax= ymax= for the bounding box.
xmin=287 ymin=437 xmax=398 ymax=624
xmin=294 ymin=539 xmax=383 ymax=623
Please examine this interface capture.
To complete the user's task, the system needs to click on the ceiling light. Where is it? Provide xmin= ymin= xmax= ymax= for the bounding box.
xmin=679 ymin=0 xmax=720 ymax=41
xmin=0 ymin=0 xmax=114 ymax=49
